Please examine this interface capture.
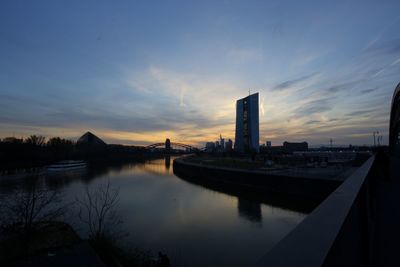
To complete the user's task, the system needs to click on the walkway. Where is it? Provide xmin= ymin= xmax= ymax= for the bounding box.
xmin=374 ymin=156 xmax=400 ymax=267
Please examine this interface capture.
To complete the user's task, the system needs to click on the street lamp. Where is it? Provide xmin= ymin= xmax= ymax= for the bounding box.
xmin=373 ymin=131 xmax=379 ymax=147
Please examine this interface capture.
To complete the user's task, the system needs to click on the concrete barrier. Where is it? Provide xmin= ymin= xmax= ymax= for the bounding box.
xmin=254 ymin=156 xmax=375 ymax=267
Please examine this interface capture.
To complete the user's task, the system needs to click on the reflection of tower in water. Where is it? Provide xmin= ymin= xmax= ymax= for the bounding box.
xmin=140 ymin=157 xmax=175 ymax=175
xmin=237 ymin=197 xmax=262 ymax=223
xmin=165 ymin=138 xmax=171 ymax=153
xmin=165 ymin=156 xmax=171 ymax=170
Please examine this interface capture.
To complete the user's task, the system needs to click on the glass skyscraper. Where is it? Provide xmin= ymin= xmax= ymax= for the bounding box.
xmin=234 ymin=92 xmax=259 ymax=153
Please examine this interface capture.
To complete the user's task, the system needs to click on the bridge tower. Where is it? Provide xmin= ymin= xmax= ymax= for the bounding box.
xmin=165 ymin=138 xmax=171 ymax=153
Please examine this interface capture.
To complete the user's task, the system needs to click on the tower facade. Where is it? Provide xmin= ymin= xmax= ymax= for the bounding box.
xmin=234 ymin=92 xmax=259 ymax=153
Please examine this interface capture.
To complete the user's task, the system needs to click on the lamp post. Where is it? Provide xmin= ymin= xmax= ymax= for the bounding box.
xmin=373 ymin=131 xmax=379 ymax=147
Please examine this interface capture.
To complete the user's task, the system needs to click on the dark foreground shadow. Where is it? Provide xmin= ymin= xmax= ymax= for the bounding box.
xmin=173 ymin=167 xmax=322 ymax=215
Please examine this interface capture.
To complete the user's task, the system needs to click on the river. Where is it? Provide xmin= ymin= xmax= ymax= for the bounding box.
xmin=0 ymin=156 xmax=309 ymax=266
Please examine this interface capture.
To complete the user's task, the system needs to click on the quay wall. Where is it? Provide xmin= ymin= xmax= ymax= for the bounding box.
xmin=173 ymin=158 xmax=342 ymax=201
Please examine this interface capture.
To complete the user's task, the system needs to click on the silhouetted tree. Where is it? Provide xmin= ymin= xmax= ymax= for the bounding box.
xmin=0 ymin=176 xmax=65 ymax=237
xmin=76 ymin=181 xmax=126 ymax=266
xmin=76 ymin=181 xmax=121 ymax=242
xmin=47 ymin=137 xmax=74 ymax=148
xmin=25 ymin=135 xmax=46 ymax=146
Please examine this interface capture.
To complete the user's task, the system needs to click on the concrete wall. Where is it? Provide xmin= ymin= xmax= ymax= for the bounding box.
xmin=173 ymin=158 xmax=341 ymax=201
xmin=254 ymin=156 xmax=376 ymax=267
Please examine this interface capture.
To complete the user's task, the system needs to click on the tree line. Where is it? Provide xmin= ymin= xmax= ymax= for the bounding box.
xmin=1 ymin=135 xmax=74 ymax=147
xmin=0 ymin=135 xmax=149 ymax=170
xmin=0 ymin=135 xmax=76 ymax=169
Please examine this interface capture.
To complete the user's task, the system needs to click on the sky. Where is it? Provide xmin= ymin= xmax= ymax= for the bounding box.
xmin=1 ymin=0 xmax=400 ymax=147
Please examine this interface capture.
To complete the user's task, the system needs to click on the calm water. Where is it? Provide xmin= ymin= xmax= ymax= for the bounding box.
xmin=0 ymin=157 xmax=308 ymax=266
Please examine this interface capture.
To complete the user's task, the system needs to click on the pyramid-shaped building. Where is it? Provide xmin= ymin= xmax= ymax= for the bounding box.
xmin=77 ymin=132 xmax=107 ymax=147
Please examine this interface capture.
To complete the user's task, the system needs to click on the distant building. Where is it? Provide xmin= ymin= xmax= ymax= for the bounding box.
xmin=77 ymin=131 xmax=106 ymax=147
xmin=266 ymin=141 xmax=272 ymax=147
xmin=225 ymin=139 xmax=233 ymax=152
xmin=283 ymin=141 xmax=308 ymax=152
xmin=205 ymin=142 xmax=215 ymax=152
xmin=220 ymin=134 xmax=225 ymax=151
xmin=234 ymin=92 xmax=259 ymax=153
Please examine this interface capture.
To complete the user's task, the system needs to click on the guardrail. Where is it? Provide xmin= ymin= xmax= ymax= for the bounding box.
xmin=255 ymin=156 xmax=377 ymax=267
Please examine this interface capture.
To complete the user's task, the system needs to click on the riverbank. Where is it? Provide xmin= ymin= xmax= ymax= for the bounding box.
xmin=0 ymin=221 xmax=106 ymax=267
xmin=173 ymin=156 xmax=351 ymax=201
xmin=0 ymin=154 xmax=172 ymax=176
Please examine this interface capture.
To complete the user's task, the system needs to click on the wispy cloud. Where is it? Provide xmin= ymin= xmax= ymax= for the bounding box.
xmin=260 ymin=95 xmax=265 ymax=116
xmin=360 ymin=87 xmax=379 ymax=94
xmin=1 ymin=1 xmax=399 ymax=146
xmin=293 ymin=97 xmax=333 ymax=117
xmin=363 ymin=15 xmax=400 ymax=51
xmin=326 ymin=80 xmax=360 ymax=93
xmin=391 ymin=57 xmax=400 ymax=66
xmin=305 ymin=120 xmax=320 ymax=125
xmin=273 ymin=73 xmax=317 ymax=91
xmin=365 ymin=38 xmax=400 ymax=55
xmin=345 ymin=108 xmax=381 ymax=117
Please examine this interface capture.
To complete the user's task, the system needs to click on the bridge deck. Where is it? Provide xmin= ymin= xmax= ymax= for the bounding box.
xmin=146 ymin=142 xmax=199 ymax=151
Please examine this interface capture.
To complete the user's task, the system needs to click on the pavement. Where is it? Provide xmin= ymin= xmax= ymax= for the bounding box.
xmin=260 ymin=166 xmax=357 ymax=181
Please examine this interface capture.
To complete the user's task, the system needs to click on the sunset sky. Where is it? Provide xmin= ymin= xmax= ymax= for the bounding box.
xmin=1 ymin=0 xmax=400 ymax=146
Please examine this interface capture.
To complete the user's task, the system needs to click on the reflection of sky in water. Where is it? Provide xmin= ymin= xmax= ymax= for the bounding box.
xmin=0 ymin=157 xmax=306 ymax=267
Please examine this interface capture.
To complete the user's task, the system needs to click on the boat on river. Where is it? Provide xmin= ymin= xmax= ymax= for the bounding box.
xmin=47 ymin=160 xmax=87 ymax=172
